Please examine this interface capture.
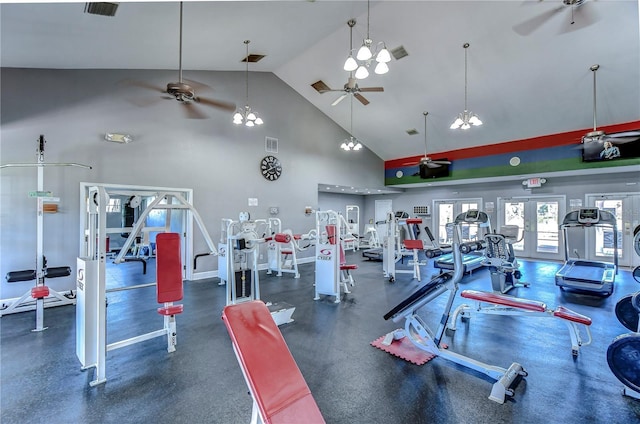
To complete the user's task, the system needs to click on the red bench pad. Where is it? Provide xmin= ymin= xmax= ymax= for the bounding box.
xmin=156 ymin=233 xmax=183 ymax=304
xmin=341 ymin=264 xmax=358 ymax=270
xmin=403 ymin=239 xmax=424 ymax=250
xmin=553 ymin=306 xmax=592 ymax=325
xmin=461 ymin=290 xmax=547 ymax=312
xmin=406 ymin=218 xmax=422 ymax=224
xmin=222 ymin=301 xmax=325 ymax=424
xmin=157 ymin=304 xmax=184 ymax=316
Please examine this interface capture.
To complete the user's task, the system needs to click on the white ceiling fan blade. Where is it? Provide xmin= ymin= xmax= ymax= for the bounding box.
xmin=432 ymin=160 xmax=452 ymax=165
xmin=331 ymin=94 xmax=347 ymax=106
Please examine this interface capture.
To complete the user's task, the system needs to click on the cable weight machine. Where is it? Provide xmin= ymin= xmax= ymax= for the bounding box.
xmin=1 ymin=135 xmax=91 ymax=331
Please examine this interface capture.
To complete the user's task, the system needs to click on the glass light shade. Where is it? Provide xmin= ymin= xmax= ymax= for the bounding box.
xmin=254 ymin=117 xmax=263 ymax=125
xmin=461 ymin=122 xmax=471 ymax=130
xmin=376 ymin=48 xmax=391 ymax=63
xmin=344 ymin=56 xmax=358 ymax=72
xmin=246 ymin=112 xmax=256 ymax=121
xmin=354 ymin=142 xmax=363 ymax=150
xmin=374 ymin=62 xmax=389 ymax=75
xmin=450 ymin=117 xmax=463 ymax=129
xmin=341 ymin=142 xmax=349 ymax=150
xmin=355 ymin=65 xmax=369 ymax=80
xmin=469 ymin=115 xmax=482 ymax=126
xmin=356 ymin=43 xmax=372 ymax=61
xmin=233 ymin=112 xmax=242 ymax=121
xmin=245 ymin=120 xmax=255 ymax=127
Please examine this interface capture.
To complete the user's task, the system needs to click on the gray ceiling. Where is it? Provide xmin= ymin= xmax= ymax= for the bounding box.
xmin=2 ymin=1 xmax=639 ymax=161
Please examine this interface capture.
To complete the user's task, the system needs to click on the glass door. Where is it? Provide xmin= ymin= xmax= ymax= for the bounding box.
xmin=498 ymin=196 xmax=565 ymax=261
xmin=586 ymin=193 xmax=640 ymax=268
xmin=433 ymin=199 xmax=482 ymax=245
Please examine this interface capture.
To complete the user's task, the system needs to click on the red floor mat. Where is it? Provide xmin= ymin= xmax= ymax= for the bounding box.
xmin=371 ymin=331 xmax=436 ymax=365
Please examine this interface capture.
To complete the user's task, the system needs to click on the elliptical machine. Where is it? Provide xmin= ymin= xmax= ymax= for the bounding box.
xmin=607 ymin=225 xmax=640 ymax=399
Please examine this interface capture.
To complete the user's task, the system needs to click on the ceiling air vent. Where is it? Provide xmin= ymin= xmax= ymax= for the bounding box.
xmin=390 ymin=45 xmax=409 ymax=61
xmin=242 ymin=54 xmax=266 ymax=63
xmin=84 ymin=2 xmax=119 ymax=17
xmin=406 ymin=128 xmax=419 ymax=136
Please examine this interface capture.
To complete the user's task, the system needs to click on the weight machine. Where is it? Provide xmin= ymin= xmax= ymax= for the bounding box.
xmin=76 ymin=185 xmax=217 ymax=386
xmin=607 ymin=225 xmax=640 ymax=399
xmin=344 ymin=205 xmax=360 ymax=251
xmin=266 ymin=218 xmax=316 ymax=279
xmin=1 ymin=135 xmax=91 ymax=331
xmin=381 ymin=212 xmax=424 ymax=283
xmin=379 ymin=210 xmax=527 ymax=404
xmin=314 ymin=210 xmax=358 ymax=303
xmin=482 ymin=225 xmax=528 ymax=294
xmin=223 ymin=213 xmax=295 ymax=325
xmin=556 ymin=208 xmax=618 ymax=296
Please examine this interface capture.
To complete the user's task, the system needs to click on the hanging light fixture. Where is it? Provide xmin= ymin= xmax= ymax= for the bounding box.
xmin=342 ymin=1 xmax=391 ymax=80
xmin=340 ymin=96 xmax=363 ymax=151
xmin=233 ymin=40 xmax=263 ymax=127
xmin=450 ymin=43 xmax=482 ymax=130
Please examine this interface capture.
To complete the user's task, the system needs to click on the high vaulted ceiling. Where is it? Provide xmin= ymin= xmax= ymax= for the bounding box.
xmin=1 ymin=1 xmax=639 ymax=161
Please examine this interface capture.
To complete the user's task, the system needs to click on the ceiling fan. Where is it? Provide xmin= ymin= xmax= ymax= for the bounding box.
xmin=311 ymin=77 xmax=383 ymax=106
xmin=513 ymin=0 xmax=599 ymax=36
xmin=402 ymin=112 xmax=452 ymax=169
xmin=310 ymin=19 xmax=383 ymax=106
xmin=580 ymin=64 xmax=640 ymax=146
xmin=124 ymin=2 xmax=235 ymax=119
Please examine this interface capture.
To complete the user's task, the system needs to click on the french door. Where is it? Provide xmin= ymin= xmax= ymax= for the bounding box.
xmin=586 ymin=193 xmax=640 ymax=268
xmin=498 ymin=196 xmax=565 ymax=261
xmin=433 ymin=198 xmax=482 ymax=245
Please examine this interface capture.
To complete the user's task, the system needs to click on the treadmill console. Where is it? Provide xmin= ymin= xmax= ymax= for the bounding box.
xmin=464 ymin=209 xmax=480 ymax=221
xmin=577 ymin=208 xmax=600 ymax=224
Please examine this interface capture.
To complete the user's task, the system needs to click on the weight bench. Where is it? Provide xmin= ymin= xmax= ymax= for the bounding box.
xmin=448 ymin=289 xmax=592 ymax=356
xmin=222 ymin=300 xmax=325 ymax=424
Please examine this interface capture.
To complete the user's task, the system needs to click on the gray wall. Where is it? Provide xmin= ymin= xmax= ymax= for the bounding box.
xmin=0 ymin=68 xmax=383 ymax=298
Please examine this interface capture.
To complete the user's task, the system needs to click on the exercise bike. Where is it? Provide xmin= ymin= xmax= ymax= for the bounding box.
xmin=606 ymin=225 xmax=640 ymax=399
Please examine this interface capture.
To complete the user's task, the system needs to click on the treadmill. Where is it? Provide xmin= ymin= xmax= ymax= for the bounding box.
xmin=555 ymin=208 xmax=618 ymax=296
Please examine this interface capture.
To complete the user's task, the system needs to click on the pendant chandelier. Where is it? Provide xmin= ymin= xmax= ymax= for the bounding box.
xmin=450 ymin=43 xmax=482 ymax=130
xmin=233 ymin=40 xmax=263 ymax=127
xmin=342 ymin=1 xmax=391 ymax=80
xmin=341 ymin=96 xmax=363 ymax=151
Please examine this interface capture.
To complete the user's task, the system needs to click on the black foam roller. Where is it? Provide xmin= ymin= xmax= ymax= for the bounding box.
xmin=6 ymin=270 xmax=36 ymax=282
xmin=45 ymin=266 xmax=72 ymax=279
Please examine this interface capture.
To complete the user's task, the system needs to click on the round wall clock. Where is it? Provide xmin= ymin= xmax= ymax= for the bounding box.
xmin=260 ymin=155 xmax=282 ymax=181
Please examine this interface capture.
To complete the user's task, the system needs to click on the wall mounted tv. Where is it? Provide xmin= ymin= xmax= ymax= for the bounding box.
xmin=419 ymin=160 xmax=451 ymax=179
xmin=581 ymin=132 xmax=640 ymax=162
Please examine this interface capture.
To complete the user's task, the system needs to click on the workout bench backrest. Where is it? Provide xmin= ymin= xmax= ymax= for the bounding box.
xmin=156 ymin=232 xmax=183 ymax=304
xmin=222 ymin=301 xmax=325 ymax=424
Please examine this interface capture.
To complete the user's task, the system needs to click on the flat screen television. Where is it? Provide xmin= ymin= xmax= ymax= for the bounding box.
xmin=581 ymin=133 xmax=640 ymax=162
xmin=419 ymin=160 xmax=451 ymax=179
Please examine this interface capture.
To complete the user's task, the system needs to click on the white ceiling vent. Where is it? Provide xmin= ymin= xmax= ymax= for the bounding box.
xmin=265 ymin=137 xmax=278 ymax=153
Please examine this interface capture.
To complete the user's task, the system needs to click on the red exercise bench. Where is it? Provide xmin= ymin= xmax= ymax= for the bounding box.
xmin=222 ymin=300 xmax=325 ymax=424
xmin=449 ymin=289 xmax=592 ymax=356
